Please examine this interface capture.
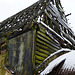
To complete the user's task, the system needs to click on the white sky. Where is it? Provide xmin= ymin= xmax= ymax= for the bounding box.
xmin=0 ymin=0 xmax=38 ymax=21
xmin=0 ymin=0 xmax=75 ymax=33
xmin=61 ymin=0 xmax=75 ymax=33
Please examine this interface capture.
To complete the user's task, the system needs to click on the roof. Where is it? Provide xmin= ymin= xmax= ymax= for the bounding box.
xmin=40 ymin=50 xmax=75 ymax=75
xmin=0 ymin=0 xmax=75 ymax=48
xmin=0 ymin=0 xmax=74 ymax=38
xmin=0 ymin=0 xmax=45 ymax=38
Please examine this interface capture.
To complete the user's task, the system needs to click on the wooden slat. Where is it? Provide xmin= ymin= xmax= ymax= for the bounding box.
xmin=35 ymin=51 xmax=48 ymax=58
xmin=37 ymin=31 xmax=60 ymax=46
xmin=36 ymin=43 xmax=57 ymax=53
xmin=36 ymin=45 xmax=54 ymax=53
xmin=36 ymin=47 xmax=50 ymax=55
xmin=37 ymin=35 xmax=60 ymax=49
xmin=35 ymin=55 xmax=45 ymax=61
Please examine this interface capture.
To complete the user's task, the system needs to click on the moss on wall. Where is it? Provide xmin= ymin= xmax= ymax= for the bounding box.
xmin=7 ymin=29 xmax=36 ymax=75
xmin=0 ymin=51 xmax=8 ymax=75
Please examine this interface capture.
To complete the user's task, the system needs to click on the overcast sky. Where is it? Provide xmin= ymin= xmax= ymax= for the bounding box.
xmin=61 ymin=0 xmax=75 ymax=33
xmin=0 ymin=0 xmax=75 ymax=33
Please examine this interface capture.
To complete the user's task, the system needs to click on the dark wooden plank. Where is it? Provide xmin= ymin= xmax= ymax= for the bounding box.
xmin=37 ymin=34 xmax=60 ymax=49
xmin=36 ymin=48 xmax=50 ymax=56
xmin=37 ymin=31 xmax=60 ymax=46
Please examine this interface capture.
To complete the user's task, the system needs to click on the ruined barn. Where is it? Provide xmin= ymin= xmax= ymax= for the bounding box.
xmin=0 ymin=0 xmax=75 ymax=75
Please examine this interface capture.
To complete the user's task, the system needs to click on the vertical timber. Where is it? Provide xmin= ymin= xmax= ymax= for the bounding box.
xmin=7 ymin=29 xmax=36 ymax=75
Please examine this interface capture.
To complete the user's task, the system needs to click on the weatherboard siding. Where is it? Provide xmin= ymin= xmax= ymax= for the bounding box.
xmin=35 ymin=24 xmax=61 ymax=72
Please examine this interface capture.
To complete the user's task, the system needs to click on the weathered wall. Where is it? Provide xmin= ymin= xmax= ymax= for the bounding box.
xmin=0 ymin=51 xmax=8 ymax=75
xmin=8 ymin=29 xmax=36 ymax=75
xmin=34 ymin=24 xmax=61 ymax=73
